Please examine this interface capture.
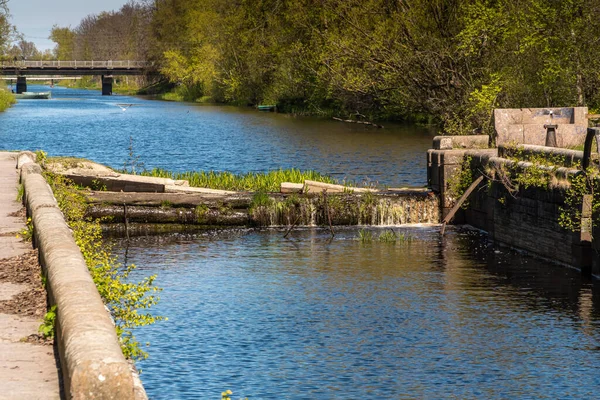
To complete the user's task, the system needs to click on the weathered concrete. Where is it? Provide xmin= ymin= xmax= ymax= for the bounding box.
xmin=432 ymin=135 xmax=490 ymax=150
xmin=46 ymin=159 xmax=188 ymax=193
xmin=303 ymin=179 xmax=377 ymax=194
xmin=0 ymin=152 xmax=61 ymax=399
xmin=84 ymin=190 xmax=440 ymax=229
xmin=280 ymin=182 xmax=304 ymax=194
xmin=494 ymin=107 xmax=588 ymax=147
xmin=19 ymin=153 xmax=147 ymax=400
xmin=498 ymin=144 xmax=591 ymax=167
xmin=427 ymin=148 xmax=498 ymax=217
xmin=427 ymin=139 xmax=595 ymax=272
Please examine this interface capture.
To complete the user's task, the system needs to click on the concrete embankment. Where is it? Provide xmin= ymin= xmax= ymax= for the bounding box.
xmin=0 ymin=151 xmax=61 ymax=399
xmin=18 ymin=152 xmax=147 ymax=399
xmin=427 ymin=126 xmax=600 ymax=276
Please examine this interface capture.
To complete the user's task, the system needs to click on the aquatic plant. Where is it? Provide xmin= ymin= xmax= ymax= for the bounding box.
xmin=358 ymin=229 xmax=373 ymax=243
xmin=378 ymin=229 xmax=398 ymax=243
xmin=377 ymin=229 xmax=414 ymax=243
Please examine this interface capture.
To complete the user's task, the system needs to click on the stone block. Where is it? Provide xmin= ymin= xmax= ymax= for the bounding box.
xmin=523 ymin=124 xmax=547 ymax=146
xmin=430 ymin=165 xmax=440 ymax=192
xmin=521 ymin=108 xmax=573 ymax=125
xmin=281 ymin=182 xmax=304 ymax=194
xmin=432 ymin=136 xmax=453 ymax=150
xmin=557 ymin=125 xmax=588 ymax=148
xmin=497 ymin=124 xmax=524 ymax=146
xmin=573 ymin=107 xmax=589 ymax=125
xmin=438 ymin=150 xmax=467 ymax=165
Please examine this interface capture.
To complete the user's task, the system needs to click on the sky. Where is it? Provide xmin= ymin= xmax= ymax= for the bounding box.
xmin=7 ymin=0 xmax=132 ymax=52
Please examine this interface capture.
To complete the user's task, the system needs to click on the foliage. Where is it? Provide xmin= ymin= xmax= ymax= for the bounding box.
xmin=34 ymin=150 xmax=48 ymax=167
xmin=489 ymin=148 xmax=567 ymax=196
xmin=141 ymin=168 xmax=334 ymax=192
xmin=16 ymin=183 xmax=23 ymax=202
xmin=0 ymin=87 xmax=15 ymax=112
xmin=43 ymin=172 xmax=164 ymax=361
xmin=378 ymin=229 xmax=414 ymax=243
xmin=358 ymin=229 xmax=373 ymax=243
xmin=447 ymin=156 xmax=474 ymax=207
xmin=48 ymin=0 xmax=600 ymax=127
xmin=39 ymin=305 xmax=57 ymax=339
xmin=558 ymin=168 xmax=600 ymax=234
xmin=18 ymin=217 xmax=33 ymax=242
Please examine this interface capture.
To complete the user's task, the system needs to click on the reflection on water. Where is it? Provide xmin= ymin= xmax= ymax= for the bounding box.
xmin=114 ymin=227 xmax=600 ymax=399
xmin=0 ymin=85 xmax=435 ymax=187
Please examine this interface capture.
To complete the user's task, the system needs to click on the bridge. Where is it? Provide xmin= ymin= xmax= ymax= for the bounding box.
xmin=0 ymin=61 xmax=152 ymax=95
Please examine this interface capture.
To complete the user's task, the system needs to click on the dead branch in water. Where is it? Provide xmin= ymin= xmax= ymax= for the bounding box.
xmin=332 ymin=117 xmax=384 ymax=128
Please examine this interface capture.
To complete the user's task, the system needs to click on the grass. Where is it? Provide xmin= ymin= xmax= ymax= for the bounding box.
xmin=139 ymin=168 xmax=336 ymax=192
xmin=358 ymin=228 xmax=414 ymax=243
xmin=0 ymin=88 xmax=16 ymax=112
xmin=358 ymin=229 xmax=374 ymax=243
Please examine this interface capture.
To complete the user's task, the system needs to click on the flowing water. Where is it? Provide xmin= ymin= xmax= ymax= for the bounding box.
xmin=2 ymin=86 xmax=600 ymax=399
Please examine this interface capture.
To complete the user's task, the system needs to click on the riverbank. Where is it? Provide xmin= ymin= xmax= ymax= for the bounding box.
xmin=0 ymin=88 xmax=16 ymax=111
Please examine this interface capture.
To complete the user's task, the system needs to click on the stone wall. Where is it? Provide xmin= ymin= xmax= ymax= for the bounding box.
xmin=494 ymin=107 xmax=588 ymax=147
xmin=427 ymin=138 xmax=595 ymax=274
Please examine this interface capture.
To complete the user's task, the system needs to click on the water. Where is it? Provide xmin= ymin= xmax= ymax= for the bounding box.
xmin=0 ymin=85 xmax=435 ymax=187
xmin=3 ymin=86 xmax=600 ymax=399
xmin=115 ymin=227 xmax=600 ymax=399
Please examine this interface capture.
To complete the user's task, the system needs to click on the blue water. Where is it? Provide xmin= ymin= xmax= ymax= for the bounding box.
xmin=0 ymin=85 xmax=435 ymax=187
xmin=115 ymin=227 xmax=600 ymax=399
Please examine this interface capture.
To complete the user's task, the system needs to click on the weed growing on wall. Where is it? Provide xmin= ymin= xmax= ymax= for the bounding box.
xmin=39 ymin=305 xmax=57 ymax=339
xmin=558 ymin=168 xmax=600 ymax=234
xmin=447 ymin=156 xmax=474 ymax=207
xmin=43 ymin=171 xmax=164 ymax=361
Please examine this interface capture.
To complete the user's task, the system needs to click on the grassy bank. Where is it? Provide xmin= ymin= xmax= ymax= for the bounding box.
xmin=139 ymin=168 xmax=336 ymax=192
xmin=0 ymin=88 xmax=16 ymax=111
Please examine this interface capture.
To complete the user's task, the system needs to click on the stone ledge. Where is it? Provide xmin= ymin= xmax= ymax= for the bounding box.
xmin=17 ymin=152 xmax=146 ymax=400
xmin=432 ymin=135 xmax=490 ymax=150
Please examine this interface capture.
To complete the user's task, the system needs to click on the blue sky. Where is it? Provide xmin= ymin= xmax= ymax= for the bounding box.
xmin=7 ymin=0 xmax=132 ymax=51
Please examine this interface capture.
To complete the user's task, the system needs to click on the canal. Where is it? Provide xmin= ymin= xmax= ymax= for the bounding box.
xmin=2 ymin=86 xmax=600 ymax=399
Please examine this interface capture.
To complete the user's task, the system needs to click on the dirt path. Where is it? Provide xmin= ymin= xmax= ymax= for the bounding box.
xmin=0 ymin=152 xmax=61 ymax=399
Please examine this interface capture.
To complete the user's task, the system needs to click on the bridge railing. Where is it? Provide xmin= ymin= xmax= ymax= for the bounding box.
xmin=0 ymin=60 xmax=151 ymax=69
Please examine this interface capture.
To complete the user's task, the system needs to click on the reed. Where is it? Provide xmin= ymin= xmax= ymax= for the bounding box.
xmin=140 ymin=168 xmax=336 ymax=192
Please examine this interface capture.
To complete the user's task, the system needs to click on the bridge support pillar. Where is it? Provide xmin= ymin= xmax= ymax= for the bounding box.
xmin=16 ymin=76 xmax=27 ymax=94
xmin=101 ymin=75 xmax=113 ymax=96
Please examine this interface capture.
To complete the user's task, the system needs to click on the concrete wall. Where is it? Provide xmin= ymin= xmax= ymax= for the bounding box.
xmin=427 ymin=141 xmax=595 ymax=273
xmin=494 ymin=107 xmax=588 ymax=147
xmin=17 ymin=153 xmax=147 ymax=400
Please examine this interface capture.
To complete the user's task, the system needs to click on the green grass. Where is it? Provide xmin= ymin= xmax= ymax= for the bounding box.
xmin=139 ymin=168 xmax=336 ymax=192
xmin=0 ymin=89 xmax=16 ymax=112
